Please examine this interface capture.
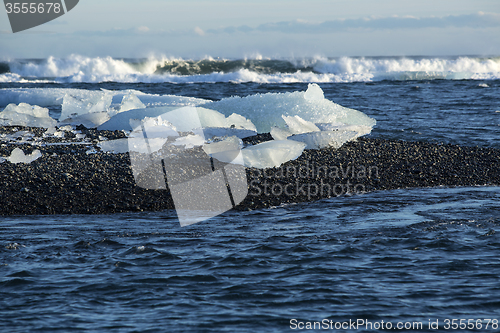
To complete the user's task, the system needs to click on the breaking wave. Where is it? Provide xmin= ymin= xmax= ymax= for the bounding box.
xmin=1 ymin=54 xmax=500 ymax=83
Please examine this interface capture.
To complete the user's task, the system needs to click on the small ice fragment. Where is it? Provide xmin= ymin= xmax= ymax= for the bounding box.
xmin=60 ymin=93 xmax=112 ymax=121
xmin=127 ymin=137 xmax=168 ymax=153
xmin=0 ymin=157 xmax=6 ymax=163
xmin=270 ymin=126 xmax=292 ymax=140
xmin=58 ymin=111 xmax=110 ymax=128
xmin=202 ymin=136 xmax=244 ymax=165
xmin=172 ymin=134 xmax=205 ymax=149
xmin=225 ymin=113 xmax=257 ymax=131
xmin=44 ymin=127 xmax=57 ymax=136
xmin=0 ymin=103 xmax=57 ymax=128
xmin=202 ymin=127 xmax=257 ymax=140
xmin=98 ymin=106 xmax=179 ymax=131
xmin=98 ymin=139 xmax=130 ymax=153
xmin=288 ymin=130 xmax=359 ymax=149
xmin=316 ymin=123 xmax=373 ymax=138
xmin=118 ymin=93 xmax=146 ymax=113
xmin=58 ymin=125 xmax=73 ymax=132
xmin=282 ymin=115 xmax=320 ymax=134
xmin=241 ymin=140 xmax=306 ymax=169
xmin=7 ymin=148 xmax=42 ymax=164
xmin=304 ymin=83 xmax=325 ymax=101
xmin=130 ymin=116 xmax=179 ymax=139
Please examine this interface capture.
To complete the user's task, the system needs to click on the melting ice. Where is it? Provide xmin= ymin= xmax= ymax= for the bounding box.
xmin=0 ymin=84 xmax=376 ymax=168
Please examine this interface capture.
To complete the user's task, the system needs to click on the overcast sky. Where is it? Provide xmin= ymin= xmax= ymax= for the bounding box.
xmin=1 ymin=0 xmax=499 ymax=58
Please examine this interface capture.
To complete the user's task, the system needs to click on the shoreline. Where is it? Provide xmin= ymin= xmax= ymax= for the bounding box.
xmin=1 ymin=126 xmax=499 ymax=216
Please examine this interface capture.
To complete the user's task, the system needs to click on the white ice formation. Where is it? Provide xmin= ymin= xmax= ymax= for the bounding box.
xmin=7 ymin=148 xmax=42 ymax=164
xmin=0 ymin=103 xmax=57 ymax=128
xmin=1 ymin=84 xmax=376 ymax=169
xmin=202 ymin=83 xmax=375 ymax=133
xmin=202 ymin=136 xmax=306 ymax=169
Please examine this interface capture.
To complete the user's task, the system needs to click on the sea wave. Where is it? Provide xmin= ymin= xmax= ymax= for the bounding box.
xmin=1 ymin=54 xmax=499 ymax=83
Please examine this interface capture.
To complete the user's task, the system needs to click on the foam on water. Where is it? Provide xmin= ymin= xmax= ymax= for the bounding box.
xmin=1 ymin=55 xmax=500 ymax=83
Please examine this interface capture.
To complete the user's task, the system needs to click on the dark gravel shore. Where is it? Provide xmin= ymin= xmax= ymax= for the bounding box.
xmin=1 ymin=126 xmax=499 ymax=215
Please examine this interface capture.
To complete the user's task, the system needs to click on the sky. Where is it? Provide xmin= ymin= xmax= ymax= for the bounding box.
xmin=1 ymin=0 xmax=500 ymax=59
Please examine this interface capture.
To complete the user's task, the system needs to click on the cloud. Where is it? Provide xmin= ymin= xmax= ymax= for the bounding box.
xmin=206 ymin=12 xmax=500 ymax=34
xmin=194 ymin=26 xmax=205 ymax=36
xmin=137 ymin=26 xmax=150 ymax=33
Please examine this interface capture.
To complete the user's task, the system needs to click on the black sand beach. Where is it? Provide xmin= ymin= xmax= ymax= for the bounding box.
xmin=1 ymin=126 xmax=499 ymax=215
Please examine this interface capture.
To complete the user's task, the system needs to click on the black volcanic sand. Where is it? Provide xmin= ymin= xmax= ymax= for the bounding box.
xmin=0 ymin=126 xmax=499 ymax=215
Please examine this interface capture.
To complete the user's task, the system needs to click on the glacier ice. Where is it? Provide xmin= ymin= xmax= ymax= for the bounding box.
xmin=0 ymin=88 xmax=209 ymax=109
xmin=7 ymin=148 xmax=42 ymax=164
xmin=202 ymin=136 xmax=305 ymax=169
xmin=99 ymin=138 xmax=132 ymax=153
xmin=60 ymin=93 xmax=112 ymax=121
xmin=288 ymin=130 xmax=359 ymax=149
xmin=129 ymin=116 xmax=179 ymax=139
xmin=128 ymin=137 xmax=168 ymax=153
xmin=202 ymin=127 xmax=257 ymax=140
xmin=59 ymin=111 xmax=110 ymax=128
xmin=270 ymin=127 xmax=292 ymax=141
xmin=202 ymin=136 xmax=244 ymax=165
xmin=117 ymin=93 xmax=146 ymax=114
xmin=0 ymin=103 xmax=57 ymax=128
xmin=202 ymin=83 xmax=376 ymax=133
xmin=282 ymin=115 xmax=320 ymax=134
xmin=172 ymin=134 xmax=206 ymax=149
xmin=241 ymin=140 xmax=306 ymax=169
xmin=303 ymin=82 xmax=325 ymax=101
xmin=99 ymin=106 xmax=258 ymax=136
xmin=272 ymin=114 xmax=373 ymax=149
xmin=98 ymin=106 xmax=179 ymax=131
xmin=225 ymin=113 xmax=257 ymax=131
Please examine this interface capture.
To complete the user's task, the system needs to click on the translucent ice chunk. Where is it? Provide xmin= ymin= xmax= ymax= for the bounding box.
xmin=0 ymin=103 xmax=57 ymax=128
xmin=171 ymin=134 xmax=205 ymax=149
xmin=3 ymin=102 xmax=50 ymax=118
xmin=241 ymin=140 xmax=306 ymax=169
xmin=303 ymin=83 xmax=325 ymax=101
xmin=58 ymin=111 xmax=110 ymax=128
xmin=225 ymin=113 xmax=257 ymax=131
xmin=129 ymin=116 xmax=179 ymax=139
xmin=99 ymin=138 xmax=132 ymax=153
xmin=282 ymin=115 xmax=320 ymax=134
xmin=98 ymin=106 xmax=179 ymax=131
xmin=315 ymin=123 xmax=373 ymax=138
xmin=202 ymin=136 xmax=244 ymax=165
xmin=7 ymin=148 xmax=42 ymax=164
xmin=288 ymin=130 xmax=359 ymax=149
xmin=203 ymin=83 xmax=376 ymax=133
xmin=117 ymin=93 xmax=146 ymax=114
xmin=270 ymin=127 xmax=292 ymax=140
xmin=202 ymin=127 xmax=257 ymax=140
xmin=127 ymin=137 xmax=167 ymax=153
xmin=60 ymin=93 xmax=113 ymax=121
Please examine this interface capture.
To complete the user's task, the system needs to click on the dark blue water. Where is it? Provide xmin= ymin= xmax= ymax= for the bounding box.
xmin=1 ymin=79 xmax=500 ymax=332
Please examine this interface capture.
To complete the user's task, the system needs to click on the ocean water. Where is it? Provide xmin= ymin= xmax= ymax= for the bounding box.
xmin=1 ymin=56 xmax=500 ymax=332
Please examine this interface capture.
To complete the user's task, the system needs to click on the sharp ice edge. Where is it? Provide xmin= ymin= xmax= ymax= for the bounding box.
xmin=1 ymin=84 xmax=376 ymax=168
xmin=5 ymin=148 xmax=42 ymax=164
xmin=0 ymin=103 xmax=57 ymax=128
xmin=203 ymin=83 xmax=376 ymax=134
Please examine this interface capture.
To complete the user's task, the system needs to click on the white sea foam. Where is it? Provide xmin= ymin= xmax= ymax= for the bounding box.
xmin=1 ymin=55 xmax=499 ymax=84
